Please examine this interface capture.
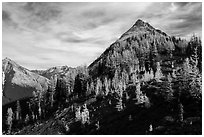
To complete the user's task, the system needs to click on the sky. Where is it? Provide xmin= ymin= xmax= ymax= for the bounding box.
xmin=2 ymin=2 xmax=202 ymax=70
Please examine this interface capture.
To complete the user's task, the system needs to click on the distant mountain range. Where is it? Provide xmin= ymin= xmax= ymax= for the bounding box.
xmin=2 ymin=19 xmax=176 ymax=105
xmin=31 ymin=66 xmax=77 ymax=80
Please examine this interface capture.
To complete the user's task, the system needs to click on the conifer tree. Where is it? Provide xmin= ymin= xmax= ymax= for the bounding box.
xmin=81 ymin=104 xmax=90 ymax=124
xmin=16 ymin=100 xmax=21 ymax=121
xmin=25 ymin=114 xmax=30 ymax=124
xmin=190 ymin=45 xmax=198 ymax=67
xmin=86 ymin=82 xmax=91 ymax=96
xmin=38 ymin=91 xmax=42 ymax=119
xmin=112 ymin=69 xmax=120 ymax=90
xmin=90 ymin=80 xmax=95 ymax=95
xmin=115 ymin=97 xmax=123 ymax=112
xmin=75 ymin=106 xmax=81 ymax=121
xmin=188 ymin=47 xmax=202 ymax=100
xmin=55 ymin=77 xmax=69 ymax=107
xmin=121 ymin=69 xmax=129 ymax=85
xmin=135 ymin=79 xmax=141 ymax=101
xmin=175 ymin=55 xmax=201 ymax=102
xmin=50 ymin=75 xmax=57 ymax=107
xmin=7 ymin=108 xmax=13 ymax=134
xmin=30 ymin=91 xmax=39 ymax=120
xmin=154 ymin=62 xmax=163 ymax=81
xmin=178 ymin=101 xmax=184 ymax=124
xmin=96 ymin=77 xmax=103 ymax=96
xmin=104 ymin=77 xmax=110 ymax=95
xmin=187 ymin=35 xmax=202 ymax=71
xmin=166 ymin=74 xmax=174 ymax=102
xmin=73 ymin=73 xmax=88 ymax=98
xmin=174 ymin=58 xmax=190 ymax=123
xmin=66 ymin=73 xmax=75 ymax=95
xmin=131 ymin=72 xmax=137 ymax=85
xmin=118 ymin=80 xmax=123 ymax=97
xmin=2 ymin=71 xmax=5 ymax=92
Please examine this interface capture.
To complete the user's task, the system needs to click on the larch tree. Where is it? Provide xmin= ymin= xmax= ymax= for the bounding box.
xmin=7 ymin=108 xmax=13 ymax=134
xmin=75 ymin=106 xmax=81 ymax=121
xmin=112 ymin=69 xmax=120 ymax=91
xmin=66 ymin=73 xmax=75 ymax=95
xmin=104 ymin=77 xmax=110 ymax=96
xmin=149 ymin=40 xmax=159 ymax=76
xmin=178 ymin=102 xmax=184 ymax=124
xmin=174 ymin=58 xmax=191 ymax=124
xmin=118 ymin=80 xmax=124 ymax=98
xmin=188 ymin=46 xmax=202 ymax=100
xmin=38 ymin=91 xmax=42 ymax=119
xmin=86 ymin=82 xmax=90 ymax=96
xmin=154 ymin=62 xmax=163 ymax=81
xmin=166 ymin=74 xmax=174 ymax=102
xmin=96 ymin=77 xmax=103 ymax=96
xmin=187 ymin=35 xmax=202 ymax=71
xmin=115 ymin=97 xmax=123 ymax=112
xmin=25 ymin=114 xmax=30 ymax=124
xmin=2 ymin=71 xmax=5 ymax=92
xmin=135 ymin=79 xmax=141 ymax=102
xmin=121 ymin=69 xmax=129 ymax=86
xmin=81 ymin=104 xmax=90 ymax=124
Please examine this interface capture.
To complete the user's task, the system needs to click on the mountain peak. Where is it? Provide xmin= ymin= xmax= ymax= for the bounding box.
xmin=2 ymin=57 xmax=29 ymax=74
xmin=3 ymin=57 xmax=12 ymax=62
xmin=134 ymin=19 xmax=146 ymax=26
xmin=119 ymin=19 xmax=168 ymax=40
xmin=133 ymin=19 xmax=154 ymax=29
xmin=3 ymin=57 xmax=19 ymax=68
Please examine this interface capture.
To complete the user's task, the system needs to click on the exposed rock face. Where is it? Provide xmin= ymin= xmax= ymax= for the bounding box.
xmin=2 ymin=58 xmax=50 ymax=105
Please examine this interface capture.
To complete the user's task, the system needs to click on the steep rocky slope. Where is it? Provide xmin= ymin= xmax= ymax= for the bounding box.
xmin=2 ymin=58 xmax=50 ymax=105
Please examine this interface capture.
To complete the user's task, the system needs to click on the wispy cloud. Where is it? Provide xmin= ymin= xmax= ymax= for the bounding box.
xmin=2 ymin=2 xmax=202 ymax=70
